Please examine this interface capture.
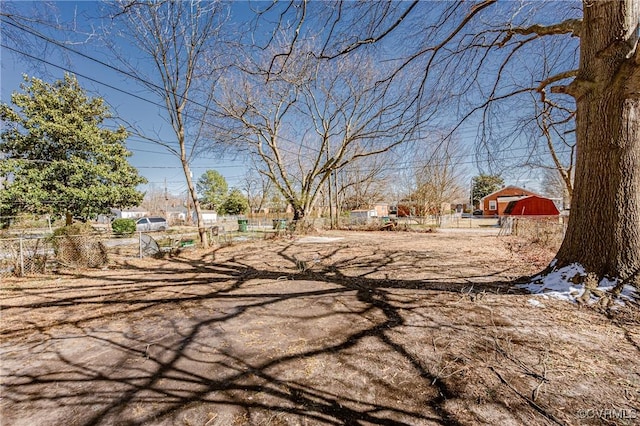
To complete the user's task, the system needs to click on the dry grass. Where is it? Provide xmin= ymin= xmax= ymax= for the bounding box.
xmin=1 ymin=230 xmax=638 ymax=426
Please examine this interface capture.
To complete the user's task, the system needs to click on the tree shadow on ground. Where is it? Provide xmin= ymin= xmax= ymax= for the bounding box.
xmin=1 ymin=239 xmax=617 ymax=426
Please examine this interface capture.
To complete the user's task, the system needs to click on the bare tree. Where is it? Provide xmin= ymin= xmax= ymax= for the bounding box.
xmin=491 ymin=45 xmax=577 ymax=203
xmin=1 ymin=2 xmax=99 ymax=76
xmin=141 ymin=184 xmax=167 ymax=215
xmin=107 ymin=0 xmax=228 ymax=248
xmin=530 ymin=37 xmax=578 ymax=201
xmin=534 ymin=101 xmax=576 ymax=202
xmin=412 ymin=141 xmax=467 ymax=224
xmin=240 ymin=167 xmax=273 ymax=216
xmin=337 ymin=158 xmax=390 ymax=212
xmin=217 ymin=49 xmax=413 ymax=228
xmin=541 ymin=168 xmax=571 ymax=211
xmin=262 ymin=0 xmax=640 ymax=287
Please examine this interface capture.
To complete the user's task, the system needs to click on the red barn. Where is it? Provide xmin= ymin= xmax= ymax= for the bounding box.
xmin=503 ymin=195 xmax=560 ymax=216
xmin=479 ymin=186 xmax=538 ymax=216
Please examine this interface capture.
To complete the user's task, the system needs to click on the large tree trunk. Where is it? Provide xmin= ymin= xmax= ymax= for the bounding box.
xmin=555 ymin=0 xmax=640 ymax=285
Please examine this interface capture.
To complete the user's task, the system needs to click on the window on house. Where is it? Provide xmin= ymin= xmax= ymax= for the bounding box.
xmin=489 ymin=200 xmax=497 ymax=210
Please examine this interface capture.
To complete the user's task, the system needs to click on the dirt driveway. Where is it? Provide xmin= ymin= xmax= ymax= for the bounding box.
xmin=1 ymin=230 xmax=639 ymax=425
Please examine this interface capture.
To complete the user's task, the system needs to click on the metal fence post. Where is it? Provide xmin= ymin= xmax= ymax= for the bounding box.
xmin=19 ymin=237 xmax=24 ymax=277
xmin=139 ymin=232 xmax=143 ymax=258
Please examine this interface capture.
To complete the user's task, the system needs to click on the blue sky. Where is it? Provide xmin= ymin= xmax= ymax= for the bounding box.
xmin=1 ymin=1 xmax=250 ymax=196
xmin=1 ymin=1 xmax=556 ymax=197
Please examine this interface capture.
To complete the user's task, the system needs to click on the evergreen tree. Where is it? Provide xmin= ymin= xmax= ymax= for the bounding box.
xmin=221 ymin=189 xmax=248 ymax=215
xmin=471 ymin=174 xmax=504 ymax=208
xmin=0 ymin=74 xmax=146 ymax=226
xmin=196 ymin=170 xmax=228 ymax=211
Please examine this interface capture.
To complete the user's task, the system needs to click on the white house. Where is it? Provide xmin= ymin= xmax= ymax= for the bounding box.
xmin=111 ymin=207 xmax=148 ymax=219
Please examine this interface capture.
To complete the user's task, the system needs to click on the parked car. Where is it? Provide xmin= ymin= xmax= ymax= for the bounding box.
xmin=472 ymin=209 xmax=484 ymax=216
xmin=135 ymin=216 xmax=168 ymax=232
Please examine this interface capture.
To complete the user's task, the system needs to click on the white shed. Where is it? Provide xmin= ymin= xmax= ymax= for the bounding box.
xmin=196 ymin=210 xmax=218 ymax=225
xmin=350 ymin=209 xmax=378 ymax=225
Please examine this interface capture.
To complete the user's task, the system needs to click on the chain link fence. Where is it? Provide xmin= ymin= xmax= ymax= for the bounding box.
xmin=0 ymin=223 xmax=269 ymax=279
xmin=0 ymin=234 xmax=111 ymax=278
xmin=1 ymin=216 xmax=569 ymax=279
xmin=0 ymin=236 xmax=53 ymax=276
xmin=499 ymin=216 xmax=567 ymax=248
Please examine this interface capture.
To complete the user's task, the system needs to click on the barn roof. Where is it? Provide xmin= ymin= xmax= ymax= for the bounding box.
xmin=503 ymin=195 xmax=560 ymax=216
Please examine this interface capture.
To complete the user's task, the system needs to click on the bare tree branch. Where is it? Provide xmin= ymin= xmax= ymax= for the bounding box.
xmin=499 ymin=18 xmax=582 ymax=47
xmin=319 ymin=0 xmax=420 ymax=59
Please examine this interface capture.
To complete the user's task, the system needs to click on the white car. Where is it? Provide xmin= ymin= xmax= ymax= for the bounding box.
xmin=135 ymin=216 xmax=168 ymax=232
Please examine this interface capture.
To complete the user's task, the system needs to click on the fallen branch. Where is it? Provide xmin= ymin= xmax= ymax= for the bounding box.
xmin=489 ymin=366 xmax=565 ymax=426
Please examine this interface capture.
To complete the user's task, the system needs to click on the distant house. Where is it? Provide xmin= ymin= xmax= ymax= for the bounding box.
xmin=503 ymin=195 xmax=560 ymax=216
xmin=111 ymin=207 xmax=148 ymax=219
xmin=479 ymin=186 xmax=539 ymax=217
xmin=372 ymin=202 xmax=389 ymax=217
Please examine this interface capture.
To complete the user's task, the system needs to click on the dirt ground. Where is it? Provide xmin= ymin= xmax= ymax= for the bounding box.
xmin=1 ymin=230 xmax=639 ymax=426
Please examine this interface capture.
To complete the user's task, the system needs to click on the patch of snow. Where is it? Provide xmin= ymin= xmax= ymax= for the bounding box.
xmin=519 ymin=263 xmax=638 ymax=305
xmin=520 ymin=263 xmax=585 ymax=302
xmin=621 ymin=284 xmax=639 ymax=300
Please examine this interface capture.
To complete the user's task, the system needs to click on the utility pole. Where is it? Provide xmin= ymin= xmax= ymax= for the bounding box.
xmin=469 ymin=177 xmax=474 ymax=213
xmin=164 ymin=178 xmax=168 ymax=219
xmin=328 ymin=169 xmax=334 ymax=229
xmin=333 ymin=168 xmax=339 ymax=228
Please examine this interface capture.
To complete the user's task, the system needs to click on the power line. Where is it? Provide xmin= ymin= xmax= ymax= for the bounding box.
xmin=136 ymin=165 xmax=246 ymax=170
xmin=4 ymin=19 xmax=454 ymax=160
xmin=3 ymin=16 xmax=559 ymax=142
xmin=1 ymin=18 xmax=328 ymax=156
xmin=2 ymin=18 xmax=574 ymax=191
xmin=1 ymin=18 xmax=219 ymax=118
xmin=2 ymin=27 xmax=564 ymax=169
xmin=0 ymin=43 xmax=173 ymax=110
xmin=1 ymin=40 xmax=318 ymax=159
xmin=116 ymin=149 xmax=574 ymax=172
xmin=0 ymin=43 xmax=250 ymax=165
xmin=0 ymin=46 xmax=245 ymax=168
xmin=127 ymin=145 xmax=246 ymax=164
